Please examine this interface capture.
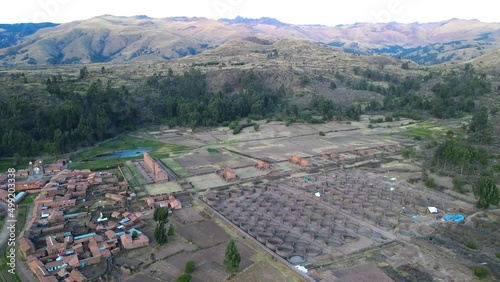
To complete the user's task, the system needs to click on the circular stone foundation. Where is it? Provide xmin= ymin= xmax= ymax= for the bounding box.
xmin=239 ymin=222 xmax=253 ymax=231
xmin=257 ymin=232 xmax=273 ymax=244
xmin=276 ymin=243 xmax=293 ymax=258
xmin=283 ymin=234 xmax=299 ymax=243
xmin=273 ymin=226 xmax=289 ymax=237
xmin=287 ymin=254 xmax=306 ymax=265
xmin=378 ymin=220 xmax=394 ymax=229
xmin=356 ymin=226 xmax=372 ymax=236
xmin=343 ymin=233 xmax=359 ymax=243
xmin=325 ymin=238 xmax=342 ymax=247
xmin=265 ymin=237 xmax=283 ymax=250
xmin=248 ymin=226 xmax=264 ymax=237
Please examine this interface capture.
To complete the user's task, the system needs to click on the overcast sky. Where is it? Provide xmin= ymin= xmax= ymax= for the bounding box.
xmin=2 ymin=0 xmax=499 ymax=25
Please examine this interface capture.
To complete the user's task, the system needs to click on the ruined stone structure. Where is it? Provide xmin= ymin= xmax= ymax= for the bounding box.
xmin=143 ymin=152 xmax=169 ymax=183
xmin=255 ymin=160 xmax=270 ymax=170
xmin=289 ymin=155 xmax=312 ymax=168
xmin=219 ymin=167 xmax=238 ymax=181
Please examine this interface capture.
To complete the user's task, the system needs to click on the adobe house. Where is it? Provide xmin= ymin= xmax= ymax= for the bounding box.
xmin=288 ymin=155 xmax=312 ymax=168
xmin=255 ymin=160 xmax=270 ymax=170
xmin=219 ymin=167 xmax=238 ymax=181
xmin=120 ymin=233 xmax=149 ymax=249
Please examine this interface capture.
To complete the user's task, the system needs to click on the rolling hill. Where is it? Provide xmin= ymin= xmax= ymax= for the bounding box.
xmin=0 ymin=15 xmax=499 ymax=66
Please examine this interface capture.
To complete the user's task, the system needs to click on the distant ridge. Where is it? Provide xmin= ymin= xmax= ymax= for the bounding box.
xmin=0 ymin=15 xmax=499 ymax=66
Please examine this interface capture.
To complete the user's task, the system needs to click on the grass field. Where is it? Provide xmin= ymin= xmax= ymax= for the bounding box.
xmin=207 ymin=148 xmax=220 ymax=155
xmin=124 ymin=161 xmax=145 ymax=185
xmin=0 ymin=158 xmax=31 ymax=174
xmin=144 ymin=182 xmax=183 ymax=195
xmin=160 ymin=158 xmax=192 ymax=178
xmin=68 ymin=136 xmax=192 ymax=171
xmin=18 ymin=193 xmax=38 ymax=205
xmin=396 ymin=122 xmax=447 ymax=138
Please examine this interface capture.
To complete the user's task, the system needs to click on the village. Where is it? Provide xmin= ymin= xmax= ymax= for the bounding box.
xmin=0 ymin=153 xmax=183 ymax=282
xmin=0 ymin=118 xmax=497 ymax=282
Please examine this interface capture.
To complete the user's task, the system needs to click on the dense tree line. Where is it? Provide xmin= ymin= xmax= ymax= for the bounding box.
xmin=0 ymin=63 xmax=495 ymax=158
xmin=432 ymin=139 xmax=489 ymax=174
xmin=0 ymin=68 xmax=358 ymax=157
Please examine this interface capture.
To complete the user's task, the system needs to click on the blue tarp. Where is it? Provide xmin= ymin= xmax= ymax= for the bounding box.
xmin=444 ymin=214 xmax=465 ymax=222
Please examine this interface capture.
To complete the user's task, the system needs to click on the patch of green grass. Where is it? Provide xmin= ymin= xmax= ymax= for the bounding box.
xmin=18 ymin=193 xmax=38 ymax=205
xmin=69 ymin=136 xmax=191 ymax=171
xmin=160 ymin=159 xmax=191 ymax=178
xmin=495 ymin=253 xmax=500 ymax=259
xmin=397 ymin=122 xmax=446 ymax=138
xmin=465 ymin=240 xmax=478 ymax=250
xmin=425 ymin=177 xmax=437 ymax=189
xmin=124 ymin=161 xmax=145 ymax=185
xmin=206 ymin=148 xmax=220 ymax=155
xmin=120 ymin=165 xmax=139 ymax=187
xmin=69 ymin=156 xmax=136 ymax=170
xmin=472 ymin=265 xmax=490 ymax=279
xmin=0 ymin=158 xmax=28 ymax=173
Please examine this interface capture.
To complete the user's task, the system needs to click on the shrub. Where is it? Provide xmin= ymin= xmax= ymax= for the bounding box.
xmin=368 ymin=124 xmax=374 ymax=129
xmin=425 ymin=177 xmax=436 ymax=189
xmin=233 ymin=126 xmax=242 ymax=135
xmin=185 ymin=260 xmax=196 ymax=274
xmin=452 ymin=178 xmax=467 ymax=194
xmin=402 ymin=147 xmax=416 ymax=158
xmin=176 ymin=273 xmax=192 ymax=282
xmin=472 ymin=265 xmax=490 ymax=279
xmin=168 ymin=224 xmax=175 ymax=236
xmin=319 ymin=131 xmax=325 ymax=136
xmin=465 ymin=240 xmax=478 ymax=250
xmin=228 ymin=121 xmax=238 ymax=130
xmin=385 ymin=116 xmax=394 ymax=122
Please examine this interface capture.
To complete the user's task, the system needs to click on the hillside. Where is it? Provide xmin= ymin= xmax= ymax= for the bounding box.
xmin=1 ymin=34 xmax=499 ymax=158
xmin=1 ymin=16 xmax=499 ymax=66
xmin=0 ymin=22 xmax=58 ymax=49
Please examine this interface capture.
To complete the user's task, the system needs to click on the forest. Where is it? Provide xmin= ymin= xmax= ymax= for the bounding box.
xmin=0 ymin=64 xmax=496 ymax=159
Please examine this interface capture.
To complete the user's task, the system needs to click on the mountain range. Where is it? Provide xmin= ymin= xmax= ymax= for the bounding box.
xmin=0 ymin=15 xmax=499 ymax=66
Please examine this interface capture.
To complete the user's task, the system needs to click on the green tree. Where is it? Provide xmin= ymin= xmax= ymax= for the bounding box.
xmin=468 ymin=107 xmax=492 ymax=144
xmin=168 ymin=224 xmax=175 ymax=236
xmin=224 ymin=240 xmax=241 ymax=276
xmin=425 ymin=177 xmax=437 ymax=189
xmin=131 ymin=230 xmax=138 ymax=239
xmin=253 ymin=123 xmax=260 ymax=131
xmin=176 ymin=273 xmax=192 ymax=282
xmin=185 ymin=260 xmax=196 ymax=274
xmin=79 ymin=66 xmax=88 ymax=79
xmin=154 ymin=221 xmax=168 ymax=244
xmin=473 ymin=177 xmax=499 ymax=209
xmin=319 ymin=131 xmax=325 ymax=136
xmin=153 ymin=207 xmax=169 ymax=222
xmin=472 ymin=265 xmax=490 ymax=279
xmin=330 ymin=81 xmax=337 ymax=90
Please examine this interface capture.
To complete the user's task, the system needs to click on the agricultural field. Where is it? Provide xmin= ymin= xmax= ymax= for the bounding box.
xmin=68 ymin=136 xmax=192 ymax=170
xmin=144 ymin=182 xmax=183 ymax=196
